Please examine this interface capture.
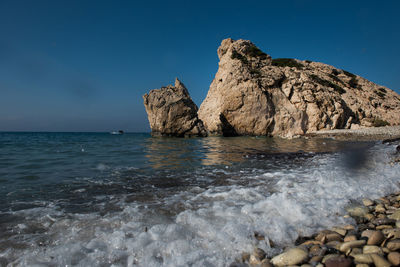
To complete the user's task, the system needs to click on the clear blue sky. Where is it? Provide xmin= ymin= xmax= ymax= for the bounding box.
xmin=1 ymin=0 xmax=399 ymax=132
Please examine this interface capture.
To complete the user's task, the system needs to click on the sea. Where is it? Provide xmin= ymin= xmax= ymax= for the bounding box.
xmin=0 ymin=132 xmax=399 ymax=266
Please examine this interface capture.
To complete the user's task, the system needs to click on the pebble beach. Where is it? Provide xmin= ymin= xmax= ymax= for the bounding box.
xmin=233 ymin=138 xmax=400 ymax=267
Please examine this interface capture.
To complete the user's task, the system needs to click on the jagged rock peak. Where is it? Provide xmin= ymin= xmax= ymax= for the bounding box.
xmin=143 ymin=78 xmax=207 ymax=137
xmin=198 ymin=38 xmax=400 ymax=138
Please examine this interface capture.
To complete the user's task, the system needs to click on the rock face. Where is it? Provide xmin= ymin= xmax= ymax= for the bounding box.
xmin=143 ymin=38 xmax=400 ymax=138
xmin=198 ymin=38 xmax=400 ymax=137
xmin=143 ymin=78 xmax=207 ymax=137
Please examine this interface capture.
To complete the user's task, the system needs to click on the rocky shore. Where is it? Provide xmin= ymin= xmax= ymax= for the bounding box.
xmin=232 ymin=178 xmax=400 ymax=267
xmin=306 ymin=126 xmax=400 ymax=141
xmin=143 ymin=38 xmax=400 ymax=138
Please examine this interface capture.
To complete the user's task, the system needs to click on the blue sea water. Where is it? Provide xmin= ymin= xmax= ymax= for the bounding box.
xmin=0 ymin=132 xmax=399 ymax=266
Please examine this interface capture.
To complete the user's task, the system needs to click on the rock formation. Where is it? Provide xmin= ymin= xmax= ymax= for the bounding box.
xmin=143 ymin=78 xmax=207 ymax=137
xmin=198 ymin=38 xmax=400 ymax=137
xmin=144 ymin=38 xmax=400 ymax=138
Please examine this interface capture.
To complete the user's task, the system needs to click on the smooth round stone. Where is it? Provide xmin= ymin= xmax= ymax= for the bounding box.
xmin=309 ymin=255 xmax=323 ymax=263
xmin=370 ymin=253 xmax=391 ymax=267
xmin=270 ymin=248 xmax=308 ymax=267
xmin=301 ymin=240 xmax=323 ymax=246
xmin=325 ymin=257 xmax=352 ymax=267
xmin=343 ymin=225 xmax=355 ymax=230
xmin=309 ymin=245 xmax=324 ymax=257
xmin=322 ymin=254 xmax=340 ymax=264
xmin=387 ymin=239 xmax=400 ymax=251
xmin=388 ymin=252 xmax=400 ymax=266
xmin=361 ymin=229 xmax=375 ymax=238
xmin=376 ymin=225 xmax=393 ymax=230
xmin=349 ymin=248 xmax=362 ymax=257
xmin=332 ymin=227 xmax=347 ymax=237
xmin=372 ymin=218 xmax=396 ymax=226
xmin=344 ymin=235 xmax=357 ymax=242
xmin=347 ymin=206 xmax=369 ymax=217
xmin=326 ymin=233 xmax=343 ymax=242
xmin=363 ymin=245 xmax=383 ymax=255
xmin=362 ymin=198 xmax=374 ymax=207
xmin=389 ymin=210 xmax=400 ymax=220
xmin=339 ymin=240 xmax=366 ymax=252
xmin=375 ymin=204 xmax=386 ymax=213
xmin=367 ymin=231 xmax=385 ymax=245
xmin=352 ymin=254 xmax=373 ymax=264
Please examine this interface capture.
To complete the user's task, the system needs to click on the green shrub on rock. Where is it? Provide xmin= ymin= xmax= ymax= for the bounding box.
xmin=309 ymin=74 xmax=346 ymax=94
xmin=372 ymin=118 xmax=390 ymax=127
xmin=231 ymin=50 xmax=248 ymax=64
xmin=246 ymin=46 xmax=268 ymax=60
xmin=272 ymin=58 xmax=304 ymax=69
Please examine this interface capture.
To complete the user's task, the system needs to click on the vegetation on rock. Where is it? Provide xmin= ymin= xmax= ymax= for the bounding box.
xmin=231 ymin=50 xmax=248 ymax=64
xmin=272 ymin=58 xmax=304 ymax=69
xmin=309 ymin=74 xmax=346 ymax=94
xmin=372 ymin=117 xmax=390 ymax=127
xmin=246 ymin=45 xmax=269 ymax=60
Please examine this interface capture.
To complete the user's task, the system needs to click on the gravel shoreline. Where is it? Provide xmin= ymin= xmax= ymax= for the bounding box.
xmin=231 ymin=140 xmax=400 ymax=267
xmin=233 ymin=192 xmax=400 ymax=267
xmin=306 ymin=126 xmax=400 ymax=141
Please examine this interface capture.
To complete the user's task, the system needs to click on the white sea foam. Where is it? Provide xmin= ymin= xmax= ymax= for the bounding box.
xmin=3 ymin=143 xmax=400 ymax=266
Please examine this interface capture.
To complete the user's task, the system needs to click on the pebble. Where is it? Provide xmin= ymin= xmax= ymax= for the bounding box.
xmin=236 ymin=191 xmax=400 ymax=267
xmin=363 ymin=245 xmax=383 ymax=255
xmin=332 ymin=227 xmax=347 ymax=237
xmin=322 ymin=254 xmax=341 ymax=263
xmin=388 ymin=251 xmax=400 ymax=265
xmin=387 ymin=239 xmax=400 ymax=251
xmin=385 ymin=228 xmax=400 ymax=239
xmin=376 ymin=225 xmax=393 ymax=230
xmin=349 ymin=248 xmax=362 ymax=257
xmin=326 ymin=233 xmax=343 ymax=242
xmin=339 ymin=240 xmax=366 ymax=252
xmin=375 ymin=204 xmax=386 ymax=213
xmin=361 ymin=229 xmax=374 ymax=238
xmin=325 ymin=257 xmax=352 ymax=267
xmin=367 ymin=230 xmax=385 ymax=245
xmin=372 ymin=218 xmax=396 ymax=226
xmin=344 ymin=235 xmax=357 ymax=242
xmin=270 ymin=247 xmax=308 ymax=267
xmin=389 ymin=210 xmax=400 ymax=220
xmin=347 ymin=206 xmax=369 ymax=217
xmin=352 ymin=254 xmax=373 ymax=264
xmin=362 ymin=198 xmax=374 ymax=206
xmin=370 ymin=253 xmax=392 ymax=267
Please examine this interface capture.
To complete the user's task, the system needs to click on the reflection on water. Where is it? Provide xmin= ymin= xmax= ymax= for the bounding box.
xmin=144 ymin=136 xmax=361 ymax=169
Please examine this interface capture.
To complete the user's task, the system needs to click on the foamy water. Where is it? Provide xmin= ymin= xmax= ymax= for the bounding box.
xmin=0 ymin=133 xmax=399 ymax=266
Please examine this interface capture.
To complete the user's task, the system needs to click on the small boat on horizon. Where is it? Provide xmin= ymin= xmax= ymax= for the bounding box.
xmin=110 ymin=130 xmax=124 ymax=135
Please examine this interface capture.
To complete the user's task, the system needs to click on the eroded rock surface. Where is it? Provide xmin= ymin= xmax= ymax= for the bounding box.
xmin=143 ymin=78 xmax=207 ymax=137
xmin=198 ymin=38 xmax=400 ymax=137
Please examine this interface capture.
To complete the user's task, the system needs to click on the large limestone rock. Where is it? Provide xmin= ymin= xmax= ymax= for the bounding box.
xmin=143 ymin=78 xmax=207 ymax=137
xmin=198 ymin=38 xmax=400 ymax=137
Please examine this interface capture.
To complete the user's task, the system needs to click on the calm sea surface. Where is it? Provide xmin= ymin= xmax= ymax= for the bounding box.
xmin=0 ymin=132 xmax=399 ymax=266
